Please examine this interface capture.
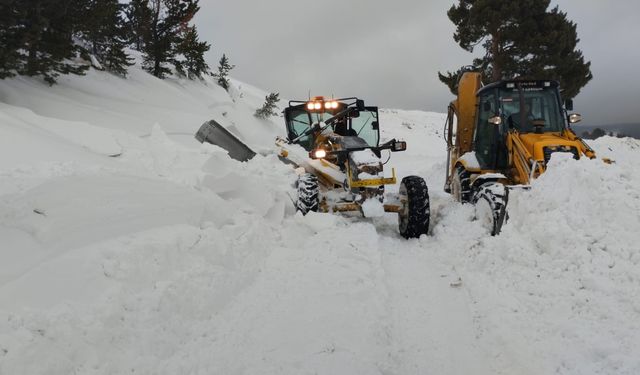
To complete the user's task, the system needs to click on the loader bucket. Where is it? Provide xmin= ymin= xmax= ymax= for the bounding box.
xmin=195 ymin=120 xmax=256 ymax=162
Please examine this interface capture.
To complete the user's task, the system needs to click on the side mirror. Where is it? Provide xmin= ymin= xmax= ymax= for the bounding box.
xmin=565 ymin=99 xmax=574 ymax=111
xmin=371 ymin=121 xmax=379 ymax=130
xmin=356 ymin=99 xmax=365 ymax=111
xmin=391 ymin=140 xmax=406 ymax=152
xmin=568 ymin=113 xmax=582 ymax=124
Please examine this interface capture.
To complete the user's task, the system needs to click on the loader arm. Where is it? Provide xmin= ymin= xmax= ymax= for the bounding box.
xmin=506 ymin=131 xmax=545 ymax=185
xmin=562 ymin=129 xmax=597 ymax=159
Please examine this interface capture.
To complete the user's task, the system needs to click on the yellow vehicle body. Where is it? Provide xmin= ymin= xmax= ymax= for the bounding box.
xmin=445 ymin=71 xmax=596 ymax=190
xmin=280 ymin=96 xmax=430 ymax=239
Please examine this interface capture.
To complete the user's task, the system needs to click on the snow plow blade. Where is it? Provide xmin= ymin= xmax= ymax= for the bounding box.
xmin=195 ymin=120 xmax=256 ymax=162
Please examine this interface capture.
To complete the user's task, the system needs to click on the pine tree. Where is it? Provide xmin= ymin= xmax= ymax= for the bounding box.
xmin=125 ymin=0 xmax=152 ymax=51
xmin=5 ymin=0 xmax=90 ymax=84
xmin=591 ymin=128 xmax=606 ymax=138
xmin=254 ymin=93 xmax=280 ymax=119
xmin=174 ymin=26 xmax=210 ymax=79
xmin=214 ymin=54 xmax=234 ymax=91
xmin=438 ymin=0 xmax=592 ymax=99
xmin=141 ymin=0 xmax=199 ymax=79
xmin=0 ymin=1 xmax=21 ymax=79
xmin=80 ymin=0 xmax=133 ymax=76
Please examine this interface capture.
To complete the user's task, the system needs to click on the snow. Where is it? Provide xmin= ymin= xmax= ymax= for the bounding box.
xmin=1 ymin=63 xmax=639 ymax=374
xmin=459 ymin=151 xmax=481 ymax=169
xmin=361 ymin=198 xmax=385 ymax=218
xmin=350 ymin=149 xmax=381 ymax=165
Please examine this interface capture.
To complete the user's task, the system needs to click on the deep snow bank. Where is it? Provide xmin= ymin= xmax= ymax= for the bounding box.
xmin=429 ymin=136 xmax=640 ymax=374
xmin=0 ymin=64 xmax=290 ymax=302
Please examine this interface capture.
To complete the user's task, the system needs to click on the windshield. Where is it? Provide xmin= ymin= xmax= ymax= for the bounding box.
xmin=351 ymin=109 xmax=379 ymax=147
xmin=498 ymin=86 xmax=565 ymax=133
xmin=286 ymin=106 xmax=380 ymax=149
xmin=286 ymin=110 xmax=336 ymax=150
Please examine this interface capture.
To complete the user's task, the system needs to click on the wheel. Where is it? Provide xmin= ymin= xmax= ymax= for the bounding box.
xmin=398 ymin=176 xmax=430 ymax=239
xmin=472 ymin=182 xmax=508 ymax=236
xmin=296 ymin=173 xmax=319 ymax=214
xmin=451 ymin=165 xmax=472 ymax=203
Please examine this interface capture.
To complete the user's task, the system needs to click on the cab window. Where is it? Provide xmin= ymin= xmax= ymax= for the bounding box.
xmin=474 ymin=93 xmax=500 ymax=168
xmin=351 ymin=109 xmax=379 ymax=147
xmin=499 ymin=88 xmax=565 ymax=133
xmin=285 ymin=108 xmax=313 ymax=150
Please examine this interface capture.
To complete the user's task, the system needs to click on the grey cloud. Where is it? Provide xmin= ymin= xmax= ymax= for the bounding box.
xmin=195 ymin=0 xmax=640 ymax=126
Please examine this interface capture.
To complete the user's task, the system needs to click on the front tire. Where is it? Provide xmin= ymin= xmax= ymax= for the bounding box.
xmin=451 ymin=165 xmax=472 ymax=203
xmin=473 ymin=182 xmax=508 ymax=236
xmin=296 ymin=173 xmax=319 ymax=214
xmin=398 ymin=176 xmax=430 ymax=239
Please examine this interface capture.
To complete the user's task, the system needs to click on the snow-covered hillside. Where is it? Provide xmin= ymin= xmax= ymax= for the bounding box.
xmin=1 ymin=65 xmax=639 ymax=375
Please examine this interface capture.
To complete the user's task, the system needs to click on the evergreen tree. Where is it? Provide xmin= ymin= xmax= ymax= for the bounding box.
xmin=80 ymin=0 xmax=133 ymax=76
xmin=141 ymin=0 xmax=199 ymax=79
xmin=591 ymin=128 xmax=606 ymax=138
xmin=0 ymin=0 xmax=90 ymax=84
xmin=438 ymin=0 xmax=592 ymax=99
xmin=174 ymin=26 xmax=210 ymax=79
xmin=214 ymin=54 xmax=234 ymax=91
xmin=125 ymin=0 xmax=153 ymax=51
xmin=0 ymin=1 xmax=21 ymax=79
xmin=254 ymin=93 xmax=280 ymax=119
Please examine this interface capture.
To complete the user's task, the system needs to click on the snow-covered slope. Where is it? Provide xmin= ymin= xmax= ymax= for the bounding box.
xmin=1 ymin=65 xmax=639 ymax=375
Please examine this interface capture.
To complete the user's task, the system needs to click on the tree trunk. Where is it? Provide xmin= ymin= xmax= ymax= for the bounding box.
xmin=25 ymin=2 xmax=43 ymax=75
xmin=491 ymin=31 xmax=501 ymax=82
xmin=152 ymin=0 xmax=160 ymax=77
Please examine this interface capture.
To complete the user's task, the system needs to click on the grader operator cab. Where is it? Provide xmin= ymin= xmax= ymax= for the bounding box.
xmin=276 ymin=96 xmax=430 ymax=239
xmin=444 ymin=71 xmax=597 ymax=235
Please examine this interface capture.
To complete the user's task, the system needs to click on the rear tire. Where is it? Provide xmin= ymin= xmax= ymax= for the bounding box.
xmin=473 ymin=182 xmax=508 ymax=236
xmin=296 ymin=173 xmax=319 ymax=215
xmin=398 ymin=176 xmax=430 ymax=239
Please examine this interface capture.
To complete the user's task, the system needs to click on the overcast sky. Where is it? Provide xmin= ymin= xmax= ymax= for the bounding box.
xmin=195 ymin=0 xmax=640 ymax=127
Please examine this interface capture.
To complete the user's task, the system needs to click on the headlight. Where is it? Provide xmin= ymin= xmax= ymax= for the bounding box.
xmin=313 ymin=149 xmax=327 ymax=159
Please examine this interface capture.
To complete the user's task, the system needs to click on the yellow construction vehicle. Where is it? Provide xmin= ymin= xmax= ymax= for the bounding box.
xmin=444 ymin=71 xmax=597 ymax=234
xmin=277 ymin=96 xmax=430 ymax=238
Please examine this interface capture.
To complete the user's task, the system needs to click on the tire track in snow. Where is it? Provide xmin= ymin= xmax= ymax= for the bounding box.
xmin=376 ymin=229 xmax=495 ymax=375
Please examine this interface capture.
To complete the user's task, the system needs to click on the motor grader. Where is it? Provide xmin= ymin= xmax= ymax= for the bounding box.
xmin=444 ymin=71 xmax=597 ymax=235
xmin=276 ymin=96 xmax=430 ymax=239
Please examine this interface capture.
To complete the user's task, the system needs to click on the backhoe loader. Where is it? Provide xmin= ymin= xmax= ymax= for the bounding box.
xmin=276 ymin=96 xmax=430 ymax=239
xmin=444 ymin=71 xmax=597 ymax=235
